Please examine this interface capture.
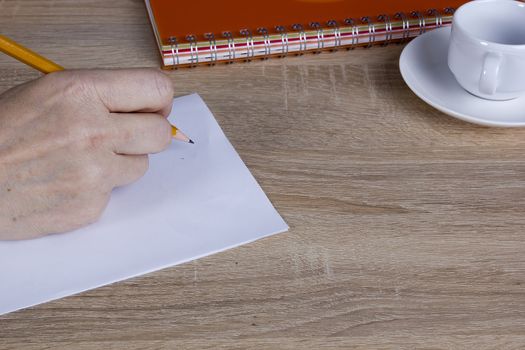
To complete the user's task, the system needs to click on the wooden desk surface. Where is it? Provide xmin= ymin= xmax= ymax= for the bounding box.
xmin=2 ymin=1 xmax=525 ymax=348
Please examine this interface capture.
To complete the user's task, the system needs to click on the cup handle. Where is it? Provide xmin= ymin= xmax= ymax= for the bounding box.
xmin=479 ymin=52 xmax=502 ymax=96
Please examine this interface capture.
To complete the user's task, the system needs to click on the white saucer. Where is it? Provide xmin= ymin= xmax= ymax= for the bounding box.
xmin=399 ymin=27 xmax=525 ymax=127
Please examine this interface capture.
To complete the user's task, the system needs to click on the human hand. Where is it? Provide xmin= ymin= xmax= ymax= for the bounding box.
xmin=0 ymin=69 xmax=174 ymax=240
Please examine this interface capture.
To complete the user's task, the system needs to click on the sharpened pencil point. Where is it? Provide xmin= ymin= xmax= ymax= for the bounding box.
xmin=189 ymin=139 xmax=195 ymax=144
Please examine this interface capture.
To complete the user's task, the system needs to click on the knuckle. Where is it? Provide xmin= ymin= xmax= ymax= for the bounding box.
xmin=43 ymin=71 xmax=92 ymax=99
xmin=66 ymin=122 xmax=107 ymax=151
xmin=151 ymin=70 xmax=174 ymax=101
xmin=83 ymin=194 xmax=110 ymax=225
xmin=86 ymin=133 xmax=107 ymax=150
xmin=61 ymin=122 xmax=89 ymax=148
xmin=118 ymin=126 xmax=133 ymax=146
xmin=65 ymin=125 xmax=94 ymax=149
xmin=39 ymin=70 xmax=64 ymax=86
xmin=80 ymin=163 xmax=106 ymax=189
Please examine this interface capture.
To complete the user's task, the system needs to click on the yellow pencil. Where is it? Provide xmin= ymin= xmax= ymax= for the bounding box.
xmin=0 ymin=34 xmax=193 ymax=144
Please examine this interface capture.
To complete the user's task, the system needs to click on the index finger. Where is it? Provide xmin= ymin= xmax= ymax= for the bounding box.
xmin=85 ymin=68 xmax=174 ymax=113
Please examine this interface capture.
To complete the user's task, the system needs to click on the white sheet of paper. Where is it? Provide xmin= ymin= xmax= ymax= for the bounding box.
xmin=0 ymin=94 xmax=288 ymax=316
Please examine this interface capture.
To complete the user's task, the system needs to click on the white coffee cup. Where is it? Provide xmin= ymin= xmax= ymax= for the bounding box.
xmin=448 ymin=0 xmax=525 ymax=100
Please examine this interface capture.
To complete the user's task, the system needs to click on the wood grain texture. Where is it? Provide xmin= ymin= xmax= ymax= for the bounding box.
xmin=1 ymin=1 xmax=525 ymax=349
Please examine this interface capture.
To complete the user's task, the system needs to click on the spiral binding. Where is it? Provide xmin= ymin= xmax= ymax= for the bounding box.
xmin=205 ymin=33 xmax=218 ymax=64
xmin=162 ymin=7 xmax=458 ymax=67
xmin=310 ymin=22 xmax=325 ymax=51
xmin=378 ymin=14 xmax=393 ymax=46
xmin=258 ymin=27 xmax=271 ymax=58
xmin=292 ymin=24 xmax=308 ymax=54
xmin=240 ymin=29 xmax=255 ymax=60
xmin=361 ymin=17 xmax=376 ymax=48
xmin=327 ymin=20 xmax=342 ymax=50
xmin=185 ymin=35 xmax=198 ymax=66
xmin=222 ymin=31 xmax=236 ymax=62
xmin=275 ymin=25 xmax=289 ymax=57
xmin=344 ymin=18 xmax=359 ymax=50
xmin=168 ymin=36 xmax=179 ymax=66
xmin=428 ymin=9 xmax=443 ymax=28
xmin=411 ymin=11 xmax=426 ymax=35
xmin=395 ymin=12 xmax=410 ymax=43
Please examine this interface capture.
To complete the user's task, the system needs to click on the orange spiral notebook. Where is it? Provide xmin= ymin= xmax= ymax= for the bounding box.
xmin=145 ymin=0 xmax=468 ymax=69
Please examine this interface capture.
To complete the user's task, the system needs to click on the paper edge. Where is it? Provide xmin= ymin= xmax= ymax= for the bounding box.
xmin=0 ymin=93 xmax=289 ymax=316
xmin=1 ymin=225 xmax=288 ymax=316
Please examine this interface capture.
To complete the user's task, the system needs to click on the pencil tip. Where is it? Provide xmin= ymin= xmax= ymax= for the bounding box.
xmin=189 ymin=139 xmax=195 ymax=144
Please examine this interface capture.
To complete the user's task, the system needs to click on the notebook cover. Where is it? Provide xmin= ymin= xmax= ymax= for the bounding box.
xmin=148 ymin=0 xmax=468 ymax=44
